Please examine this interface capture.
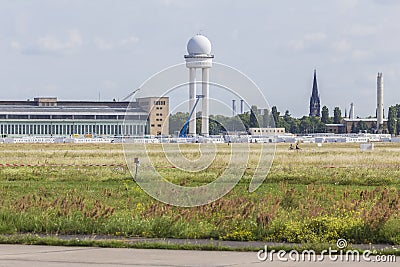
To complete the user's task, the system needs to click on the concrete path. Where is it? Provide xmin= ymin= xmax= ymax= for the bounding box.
xmin=0 ymin=244 xmax=398 ymax=267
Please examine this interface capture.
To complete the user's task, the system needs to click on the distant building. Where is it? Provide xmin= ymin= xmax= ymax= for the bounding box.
xmin=325 ymin=123 xmax=345 ymax=134
xmin=309 ymin=69 xmax=321 ymax=117
xmin=249 ymin=127 xmax=285 ymax=135
xmin=326 ymin=118 xmax=388 ymax=134
xmin=137 ymin=97 xmax=169 ymax=136
xmin=0 ymin=96 xmax=169 ymax=137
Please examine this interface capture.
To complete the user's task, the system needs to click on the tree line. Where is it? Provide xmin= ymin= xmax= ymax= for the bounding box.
xmin=169 ymin=105 xmax=350 ymax=135
xmin=170 ymin=104 xmax=400 ymax=135
xmin=388 ymin=104 xmax=400 ymax=135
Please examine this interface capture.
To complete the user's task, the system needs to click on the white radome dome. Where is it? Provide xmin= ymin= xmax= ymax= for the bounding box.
xmin=187 ymin=34 xmax=212 ymax=55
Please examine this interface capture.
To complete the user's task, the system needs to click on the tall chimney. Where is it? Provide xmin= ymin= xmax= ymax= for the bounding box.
xmin=240 ymin=99 xmax=244 ymax=114
xmin=377 ymin=73 xmax=384 ymax=130
xmin=232 ymin=99 xmax=236 ymax=116
xmin=349 ymin=103 xmax=355 ymax=119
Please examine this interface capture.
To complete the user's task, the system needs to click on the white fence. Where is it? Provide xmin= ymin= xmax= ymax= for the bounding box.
xmin=0 ymin=134 xmax=394 ymax=144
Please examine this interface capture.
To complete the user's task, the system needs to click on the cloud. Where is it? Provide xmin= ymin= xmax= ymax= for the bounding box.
xmin=159 ymin=0 xmax=195 ymax=7
xmin=286 ymin=39 xmax=305 ymax=52
xmin=93 ymin=36 xmax=139 ymax=51
xmin=303 ymin=32 xmax=327 ymax=42
xmin=10 ymin=30 xmax=83 ymax=55
xmin=118 ymin=36 xmax=139 ymax=46
xmin=332 ymin=40 xmax=352 ymax=52
xmin=102 ymin=80 xmax=117 ymax=90
xmin=36 ymin=30 xmax=82 ymax=52
xmin=336 ymin=0 xmax=359 ymax=10
xmin=93 ymin=38 xmax=113 ymax=51
xmin=374 ymin=0 xmax=400 ymax=6
xmin=10 ymin=41 xmax=22 ymax=51
xmin=344 ymin=24 xmax=379 ymax=37
xmin=351 ymin=49 xmax=371 ymax=61
xmin=285 ymin=32 xmax=327 ymax=52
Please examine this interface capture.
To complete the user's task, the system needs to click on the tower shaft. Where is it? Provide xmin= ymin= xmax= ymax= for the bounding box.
xmin=201 ymin=68 xmax=209 ymax=136
xmin=377 ymin=73 xmax=384 ymax=130
xmin=188 ymin=68 xmax=197 ymax=135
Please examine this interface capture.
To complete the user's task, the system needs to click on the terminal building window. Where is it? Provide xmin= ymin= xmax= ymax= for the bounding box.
xmin=73 ymin=115 xmax=95 ymax=120
xmin=96 ymin=115 xmax=117 ymax=120
xmin=30 ymin=115 xmax=51 ymax=119
xmin=8 ymin=115 xmax=29 ymax=119
xmin=52 ymin=115 xmax=73 ymax=119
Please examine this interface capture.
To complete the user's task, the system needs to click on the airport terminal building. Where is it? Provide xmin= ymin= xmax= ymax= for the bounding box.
xmin=0 ymin=97 xmax=169 ymax=137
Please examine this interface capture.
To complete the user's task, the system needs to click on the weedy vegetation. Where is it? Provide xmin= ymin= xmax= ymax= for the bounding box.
xmin=0 ymin=143 xmax=399 ymax=245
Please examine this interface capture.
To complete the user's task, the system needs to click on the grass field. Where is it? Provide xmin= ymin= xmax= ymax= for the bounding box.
xmin=0 ymin=143 xmax=399 ymax=245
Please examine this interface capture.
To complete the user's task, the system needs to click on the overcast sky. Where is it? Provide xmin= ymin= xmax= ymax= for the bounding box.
xmin=1 ymin=0 xmax=400 ymax=117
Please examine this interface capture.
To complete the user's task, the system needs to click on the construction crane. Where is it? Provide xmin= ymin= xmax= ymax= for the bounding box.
xmin=122 ymin=88 xmax=140 ymax=101
xmin=179 ymin=95 xmax=203 ymax=138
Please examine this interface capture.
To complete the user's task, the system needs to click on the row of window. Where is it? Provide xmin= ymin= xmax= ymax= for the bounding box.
xmin=0 ymin=123 xmax=145 ymax=136
xmin=38 ymin=102 xmax=56 ymax=107
xmin=0 ymin=114 xmax=146 ymax=120
xmin=150 ymin=124 xmax=163 ymax=128
xmin=252 ymin=129 xmax=285 ymax=133
xmin=154 ymin=100 xmax=166 ymax=105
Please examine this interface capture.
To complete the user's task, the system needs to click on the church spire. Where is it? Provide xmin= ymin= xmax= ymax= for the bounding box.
xmin=309 ymin=69 xmax=321 ymax=117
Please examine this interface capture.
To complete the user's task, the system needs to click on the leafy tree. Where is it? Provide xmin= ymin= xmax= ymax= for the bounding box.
xmin=388 ymin=106 xmax=397 ymax=135
xmin=280 ymin=110 xmax=291 ymax=132
xmin=333 ymin=107 xmax=342 ymax=124
xmin=356 ymin=120 xmax=368 ymax=133
xmin=397 ymin=120 xmax=400 ymax=136
xmin=196 ymin=112 xmax=201 ymax=134
xmin=309 ymin=116 xmax=326 ymax=133
xmin=262 ymin=110 xmax=272 ymax=128
xmin=271 ymin=106 xmax=280 ymax=127
xmin=209 ymin=115 xmax=224 ymax=135
xmin=370 ymin=122 xmax=377 ymax=133
xmin=249 ymin=105 xmax=259 ymax=128
xmin=169 ymin=112 xmax=189 ymax=134
xmin=283 ymin=110 xmax=291 ymax=122
xmin=351 ymin=122 xmax=357 ymax=133
xmin=299 ymin=116 xmax=311 ymax=133
xmin=289 ymin=119 xmax=300 ymax=134
xmin=397 ymin=105 xmax=400 ymax=118
xmin=321 ymin=106 xmax=330 ymax=123
xmin=238 ymin=113 xmax=250 ymax=131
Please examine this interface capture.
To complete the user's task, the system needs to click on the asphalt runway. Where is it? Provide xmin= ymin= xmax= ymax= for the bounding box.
xmin=0 ymin=245 xmax=398 ymax=267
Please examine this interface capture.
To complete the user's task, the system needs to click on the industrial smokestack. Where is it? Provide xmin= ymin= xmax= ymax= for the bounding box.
xmin=232 ymin=99 xmax=236 ymax=116
xmin=377 ymin=73 xmax=384 ymax=130
xmin=349 ymin=103 xmax=355 ymax=119
xmin=240 ymin=99 xmax=244 ymax=114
